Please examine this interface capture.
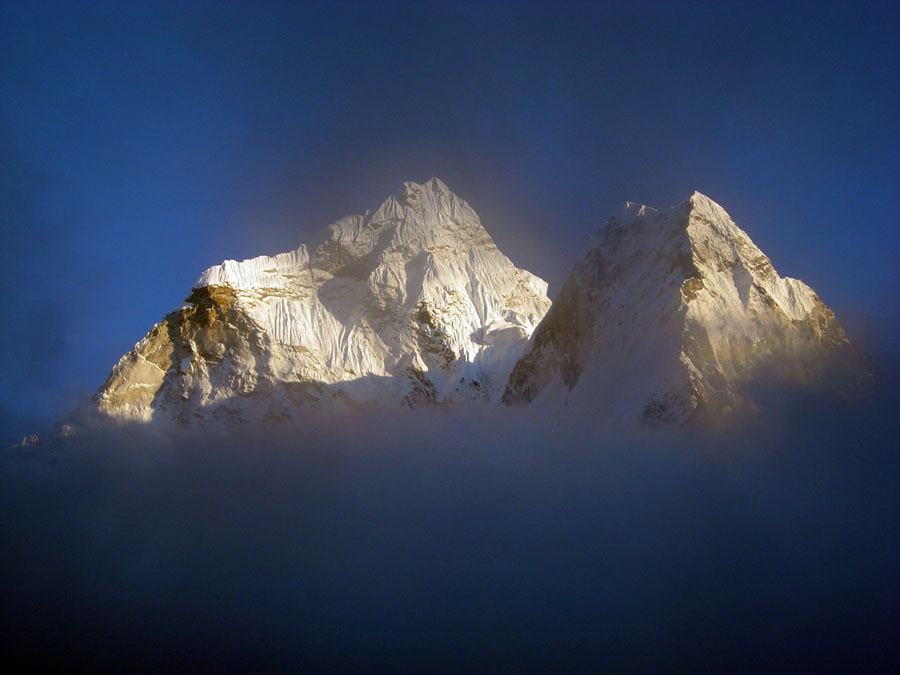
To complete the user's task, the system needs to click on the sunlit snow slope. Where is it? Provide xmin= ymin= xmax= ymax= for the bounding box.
xmin=504 ymin=192 xmax=870 ymax=426
xmin=95 ymin=178 xmax=551 ymax=425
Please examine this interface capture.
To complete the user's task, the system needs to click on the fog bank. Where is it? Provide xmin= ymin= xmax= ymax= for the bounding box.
xmin=2 ymin=387 xmax=898 ymax=671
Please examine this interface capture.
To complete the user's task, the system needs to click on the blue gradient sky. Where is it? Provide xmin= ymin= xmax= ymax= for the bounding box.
xmin=1 ymin=0 xmax=898 ymax=434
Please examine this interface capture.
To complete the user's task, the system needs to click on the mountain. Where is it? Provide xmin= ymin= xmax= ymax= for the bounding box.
xmin=503 ymin=192 xmax=871 ymax=426
xmin=87 ymin=184 xmax=869 ymax=431
xmin=92 ymin=178 xmax=551 ymax=426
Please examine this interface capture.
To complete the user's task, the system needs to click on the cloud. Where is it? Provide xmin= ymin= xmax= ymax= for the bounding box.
xmin=2 ymin=380 xmax=898 ymax=670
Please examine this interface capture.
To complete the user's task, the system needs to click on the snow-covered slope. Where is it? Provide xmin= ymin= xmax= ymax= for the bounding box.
xmin=503 ymin=192 xmax=870 ymax=426
xmin=94 ymin=178 xmax=551 ymax=425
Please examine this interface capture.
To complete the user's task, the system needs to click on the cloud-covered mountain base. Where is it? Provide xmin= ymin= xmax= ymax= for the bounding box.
xmin=2 ymin=381 xmax=898 ymax=671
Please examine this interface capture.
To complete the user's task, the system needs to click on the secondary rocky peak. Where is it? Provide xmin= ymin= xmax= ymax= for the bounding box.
xmin=596 ymin=192 xmax=772 ymax=290
xmin=687 ymin=189 xmax=718 ymax=206
xmin=504 ymin=193 xmax=869 ymax=426
xmin=609 ymin=191 xmax=731 ymax=227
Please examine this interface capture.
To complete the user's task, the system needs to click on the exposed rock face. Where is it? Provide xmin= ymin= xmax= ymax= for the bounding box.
xmin=503 ymin=192 xmax=871 ymax=426
xmin=94 ymin=178 xmax=551 ymax=425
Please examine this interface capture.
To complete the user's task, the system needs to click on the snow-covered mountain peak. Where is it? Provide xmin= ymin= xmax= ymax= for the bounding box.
xmin=683 ymin=191 xmax=748 ymax=239
xmin=686 ymin=189 xmax=719 ymax=206
xmin=196 ymin=178 xmax=495 ymax=289
xmin=595 ymin=192 xmax=771 ymax=289
xmin=606 ymin=191 xmax=732 ymax=236
xmin=379 ymin=177 xmax=475 ymax=222
xmin=93 ymin=179 xmax=551 ymax=426
xmin=504 ymin=193 xmax=869 ymax=426
xmin=395 ymin=176 xmax=453 ymax=201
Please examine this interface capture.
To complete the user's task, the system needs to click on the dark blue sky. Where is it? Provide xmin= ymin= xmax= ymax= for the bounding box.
xmin=1 ymin=0 xmax=898 ymax=434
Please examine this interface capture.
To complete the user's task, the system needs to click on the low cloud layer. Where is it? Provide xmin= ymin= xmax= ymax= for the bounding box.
xmin=2 ymin=380 xmax=898 ymax=671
